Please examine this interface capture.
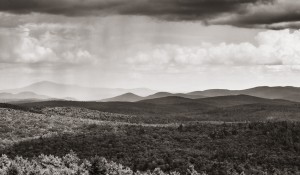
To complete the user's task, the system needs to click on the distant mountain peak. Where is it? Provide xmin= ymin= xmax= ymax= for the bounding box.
xmin=101 ymin=92 xmax=143 ymax=102
xmin=0 ymin=91 xmax=51 ymax=103
xmin=27 ymin=81 xmax=73 ymax=87
xmin=122 ymin=92 xmax=140 ymax=96
xmin=29 ymin=81 xmax=58 ymax=85
xmin=151 ymin=92 xmax=173 ymax=96
xmin=17 ymin=91 xmax=39 ymax=95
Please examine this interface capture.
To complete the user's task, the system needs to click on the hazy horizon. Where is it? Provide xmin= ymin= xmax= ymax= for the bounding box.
xmin=1 ymin=80 xmax=300 ymax=94
xmin=1 ymin=0 xmax=300 ymax=92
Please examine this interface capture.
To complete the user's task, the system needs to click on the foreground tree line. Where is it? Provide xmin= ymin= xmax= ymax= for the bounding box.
xmin=1 ymin=121 xmax=300 ymax=175
xmin=0 ymin=151 xmax=210 ymax=175
xmin=1 ymin=151 xmax=298 ymax=175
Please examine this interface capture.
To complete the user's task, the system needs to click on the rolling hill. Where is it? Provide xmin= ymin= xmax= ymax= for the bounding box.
xmin=188 ymin=89 xmax=236 ymax=97
xmin=137 ymin=95 xmax=300 ymax=122
xmin=194 ymin=94 xmax=297 ymax=107
xmin=19 ymin=100 xmax=191 ymax=116
xmin=16 ymin=94 xmax=300 ymax=123
xmin=138 ymin=96 xmax=196 ymax=105
xmin=139 ymin=94 xmax=297 ymax=107
xmin=144 ymin=92 xmax=206 ymax=100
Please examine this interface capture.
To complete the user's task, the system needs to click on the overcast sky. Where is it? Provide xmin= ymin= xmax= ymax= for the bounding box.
xmin=1 ymin=0 xmax=300 ymax=92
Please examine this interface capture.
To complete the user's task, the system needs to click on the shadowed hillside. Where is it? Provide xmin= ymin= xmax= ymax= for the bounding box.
xmin=194 ymin=94 xmax=297 ymax=107
xmin=139 ymin=94 xmax=297 ymax=107
xmin=188 ymin=86 xmax=300 ymax=102
xmin=16 ymin=94 xmax=300 ymax=123
xmin=138 ymin=96 xmax=196 ymax=105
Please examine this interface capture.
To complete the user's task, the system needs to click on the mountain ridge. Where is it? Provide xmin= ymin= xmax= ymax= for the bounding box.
xmin=3 ymin=82 xmax=300 ymax=102
xmin=0 ymin=91 xmax=50 ymax=102
xmin=101 ymin=86 xmax=300 ymax=102
xmin=139 ymin=94 xmax=298 ymax=107
xmin=102 ymin=92 xmax=207 ymax=102
xmin=0 ymin=81 xmax=157 ymax=101
xmin=187 ymin=86 xmax=300 ymax=102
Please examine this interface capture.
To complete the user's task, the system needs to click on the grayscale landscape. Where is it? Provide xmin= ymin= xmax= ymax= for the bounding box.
xmin=0 ymin=0 xmax=300 ymax=174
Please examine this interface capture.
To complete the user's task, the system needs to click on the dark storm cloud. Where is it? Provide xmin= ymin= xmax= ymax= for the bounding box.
xmin=266 ymin=22 xmax=300 ymax=30
xmin=119 ymin=0 xmax=272 ymax=20
xmin=0 ymin=0 xmax=124 ymax=16
xmin=2 ymin=0 xmax=300 ymax=29
xmin=0 ymin=0 xmax=272 ymax=17
xmin=217 ymin=8 xmax=300 ymax=29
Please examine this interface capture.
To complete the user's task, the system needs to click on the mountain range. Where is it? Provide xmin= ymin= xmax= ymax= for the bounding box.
xmin=101 ymin=92 xmax=206 ymax=102
xmin=102 ymin=86 xmax=300 ymax=103
xmin=18 ymin=93 xmax=300 ymax=122
xmin=0 ymin=81 xmax=157 ymax=101
xmin=187 ymin=86 xmax=300 ymax=101
xmin=2 ymin=81 xmax=300 ymax=103
xmin=0 ymin=92 xmax=51 ymax=103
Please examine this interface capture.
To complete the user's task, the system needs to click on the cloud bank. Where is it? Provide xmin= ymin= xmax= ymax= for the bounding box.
xmin=1 ymin=18 xmax=300 ymax=91
xmin=0 ymin=23 xmax=96 ymax=65
xmin=1 ymin=18 xmax=300 ymax=68
xmin=127 ymin=29 xmax=300 ymax=70
xmin=211 ymin=0 xmax=300 ymax=29
xmin=1 ymin=0 xmax=300 ymax=28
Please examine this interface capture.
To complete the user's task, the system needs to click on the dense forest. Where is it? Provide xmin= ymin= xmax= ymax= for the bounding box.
xmin=1 ymin=100 xmax=300 ymax=174
xmin=0 ymin=151 xmax=208 ymax=175
xmin=1 ymin=120 xmax=299 ymax=174
xmin=19 ymin=100 xmax=300 ymax=123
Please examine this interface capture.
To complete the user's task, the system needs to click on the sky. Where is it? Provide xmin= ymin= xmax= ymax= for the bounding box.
xmin=1 ymin=0 xmax=300 ymax=92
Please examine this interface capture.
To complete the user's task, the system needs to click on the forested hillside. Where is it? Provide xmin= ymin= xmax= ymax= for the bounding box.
xmin=18 ymin=98 xmax=300 ymax=123
xmin=1 ymin=100 xmax=300 ymax=174
xmin=0 ymin=152 xmax=206 ymax=175
xmin=0 ymin=106 xmax=299 ymax=174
